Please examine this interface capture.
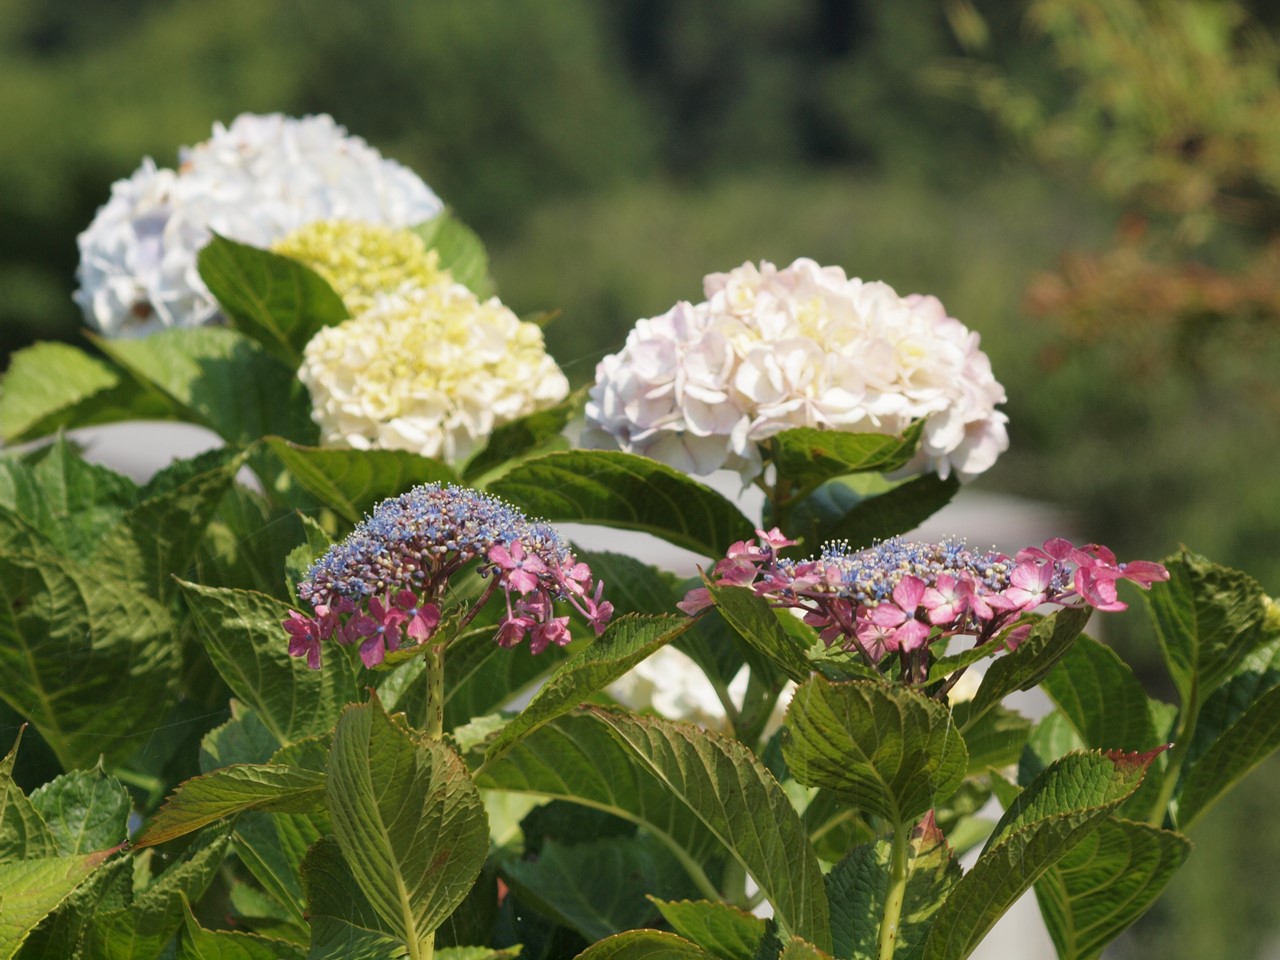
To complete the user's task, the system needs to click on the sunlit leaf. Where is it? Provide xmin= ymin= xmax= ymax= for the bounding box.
xmin=0 ymin=850 xmax=114 ymax=959
xmin=326 ymin=701 xmax=489 ymax=946
xmin=649 ymin=898 xmax=765 ymax=960
xmin=198 ymin=232 xmax=348 ymax=368
xmin=1034 ymin=817 xmax=1190 ymax=960
xmin=482 ymin=614 xmax=691 ymax=767
xmin=592 ymin=709 xmax=830 ymax=950
xmin=264 ymin=437 xmax=458 ymax=525
xmin=783 ymin=677 xmax=967 ymax=825
xmin=770 ymin=423 xmax=923 ymax=490
xmin=486 ymin=450 xmax=754 ymax=557
xmin=412 ymin=213 xmax=494 ymax=298
xmin=1146 ymin=549 xmax=1270 ymax=706
xmin=921 ymin=749 xmax=1162 ymax=960
xmin=1041 ymin=634 xmax=1159 ymax=752
xmin=96 ymin=327 xmax=316 ymax=446
xmin=177 ymin=580 xmax=361 ymax=745
xmin=136 ymin=764 xmax=325 ymax=848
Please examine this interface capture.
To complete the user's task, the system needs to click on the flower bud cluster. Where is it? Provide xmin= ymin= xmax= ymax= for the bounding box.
xmin=272 ymin=220 xmax=444 ymax=314
xmin=75 ymin=113 xmax=442 ymax=337
xmin=584 ymin=258 xmax=1009 ymax=483
xmin=681 ymin=530 xmax=1167 ymax=668
xmin=286 ymin=483 xmax=612 ymax=669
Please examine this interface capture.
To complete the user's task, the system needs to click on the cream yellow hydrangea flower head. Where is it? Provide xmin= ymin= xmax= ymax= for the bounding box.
xmin=273 ymin=220 xmax=443 ymax=314
xmin=299 ymin=283 xmax=570 ymax=463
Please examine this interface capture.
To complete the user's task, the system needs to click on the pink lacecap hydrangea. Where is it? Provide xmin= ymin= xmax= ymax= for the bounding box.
xmin=681 ymin=530 xmax=1167 ymax=667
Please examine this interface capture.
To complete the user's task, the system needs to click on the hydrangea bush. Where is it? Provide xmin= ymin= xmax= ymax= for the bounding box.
xmin=1 ymin=115 xmax=1278 ymax=960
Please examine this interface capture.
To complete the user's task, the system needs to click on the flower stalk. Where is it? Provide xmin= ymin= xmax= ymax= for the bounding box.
xmin=877 ymin=821 xmax=910 ymax=960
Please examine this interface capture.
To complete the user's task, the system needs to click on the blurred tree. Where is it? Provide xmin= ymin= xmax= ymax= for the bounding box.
xmin=0 ymin=0 xmax=654 ymax=355
xmin=932 ymin=0 xmax=1280 ymax=592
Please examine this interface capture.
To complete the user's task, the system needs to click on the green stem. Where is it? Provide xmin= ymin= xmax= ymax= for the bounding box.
xmin=877 ymin=821 xmax=909 ymax=960
xmin=409 ymin=644 xmax=447 ymax=960
xmin=423 ymin=643 xmax=445 ymax=741
xmin=1147 ymin=679 xmax=1199 ymax=828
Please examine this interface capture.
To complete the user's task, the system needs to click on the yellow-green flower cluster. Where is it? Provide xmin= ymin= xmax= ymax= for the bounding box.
xmin=273 ymin=220 xmax=443 ymax=314
xmin=298 ymin=281 xmax=570 ymax=463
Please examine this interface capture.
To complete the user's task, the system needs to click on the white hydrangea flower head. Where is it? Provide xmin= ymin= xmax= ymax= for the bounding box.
xmin=584 ymin=258 xmax=1008 ymax=484
xmin=299 ymin=283 xmax=569 ymax=463
xmin=75 ymin=113 xmax=443 ymax=337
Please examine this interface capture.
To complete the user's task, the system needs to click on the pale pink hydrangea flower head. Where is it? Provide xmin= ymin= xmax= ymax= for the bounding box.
xmin=584 ymin=258 xmax=1009 ymax=485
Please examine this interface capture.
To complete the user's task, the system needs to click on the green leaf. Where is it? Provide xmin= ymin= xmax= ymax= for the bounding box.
xmin=675 ymin=601 xmax=798 ymax=746
xmin=1177 ymin=683 xmax=1280 ymax=828
xmin=576 ymin=551 xmax=679 ymax=619
xmin=953 ymin=702 xmax=1033 ymax=775
xmin=198 ymin=232 xmax=349 ymax=368
xmin=300 ymin=835 xmax=402 ymax=960
xmin=1041 ymin=634 xmax=1159 ymax=752
xmin=225 ymin=744 xmax=333 ymax=928
xmin=136 ymin=764 xmax=325 ymax=848
xmin=1188 ymin=636 xmax=1280 ymax=759
xmin=177 ymin=581 xmax=361 ymax=745
xmin=179 ymin=902 xmax=307 ymax=960
xmin=95 ymin=327 xmax=316 ymax=446
xmin=85 ymin=830 xmax=229 ymax=960
xmin=573 ymin=929 xmax=717 ymax=960
xmin=326 ymin=701 xmax=490 ymax=947
xmin=232 ymin=809 xmax=326 ymax=929
xmin=0 ymin=734 xmax=57 ymax=862
xmin=462 ymin=387 xmax=585 ymax=483
xmin=475 ymin=713 xmax=724 ymax=870
xmin=0 ymin=510 xmax=178 ymax=770
xmin=440 ymin=620 xmax=571 ymax=733
xmin=97 ymin=451 xmax=240 ymax=598
xmin=502 ymin=835 xmax=690 ymax=941
xmin=826 ymin=815 xmax=960 ymax=960
xmin=1017 ymin=711 xmax=1086 ymax=787
xmin=0 ymin=851 xmax=114 ymax=959
xmin=265 ymin=437 xmax=460 ymax=524
xmin=782 ymin=677 xmax=967 ymax=825
xmin=770 ymin=423 xmax=923 ymax=490
xmin=649 ymin=898 xmax=766 ymax=960
xmin=707 ymin=584 xmax=814 ymax=684
xmin=966 ymin=606 xmax=1093 ymax=723
xmin=13 ymin=855 xmax=133 ymax=960
xmin=1146 ymin=549 xmax=1270 ymax=706
xmin=0 ymin=436 xmax=139 ymax=558
xmin=285 ymin=514 xmax=332 ymax=603
xmin=482 ymin=614 xmax=692 ymax=767
xmin=28 ymin=770 xmax=130 ymax=856
xmin=0 ymin=342 xmax=120 ymax=442
xmin=590 ymin=709 xmax=830 ymax=950
xmin=412 ymin=213 xmax=494 ymax=298
xmin=791 ymin=474 xmax=959 ymax=553
xmin=486 ymin=450 xmax=755 ymax=557
xmin=921 ymin=749 xmax=1161 ymax=960
xmin=1034 ymin=818 xmax=1190 ymax=960
xmin=200 ymin=704 xmax=281 ymax=772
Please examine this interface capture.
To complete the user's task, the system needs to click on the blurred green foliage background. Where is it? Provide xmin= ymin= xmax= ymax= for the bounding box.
xmin=2 ymin=1 xmax=1278 ymax=955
